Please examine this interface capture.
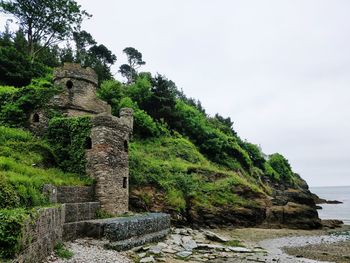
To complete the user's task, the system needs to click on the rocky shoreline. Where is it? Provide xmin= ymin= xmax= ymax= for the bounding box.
xmin=46 ymin=225 xmax=350 ymax=263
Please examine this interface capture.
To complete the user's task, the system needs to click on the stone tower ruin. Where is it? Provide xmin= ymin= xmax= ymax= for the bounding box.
xmin=30 ymin=63 xmax=133 ymax=215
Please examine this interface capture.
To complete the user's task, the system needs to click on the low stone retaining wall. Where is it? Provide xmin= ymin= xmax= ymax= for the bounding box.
xmin=57 ymin=186 xmax=95 ymax=203
xmin=15 ymin=206 xmax=65 ymax=263
xmin=14 ymin=196 xmax=170 ymax=261
xmin=64 ymin=202 xmax=100 ymax=223
xmin=63 ymin=213 xmax=171 ymax=251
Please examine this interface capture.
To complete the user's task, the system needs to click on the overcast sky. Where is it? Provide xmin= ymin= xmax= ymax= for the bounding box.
xmin=3 ymin=0 xmax=350 ymax=187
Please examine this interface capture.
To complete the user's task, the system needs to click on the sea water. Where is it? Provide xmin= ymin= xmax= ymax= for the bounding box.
xmin=310 ymin=186 xmax=350 ymax=225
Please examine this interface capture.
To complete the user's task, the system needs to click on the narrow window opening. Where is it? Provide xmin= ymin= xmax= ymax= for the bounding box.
xmin=33 ymin=113 xmax=39 ymax=123
xmin=124 ymin=140 xmax=128 ymax=152
xmin=85 ymin=137 xmax=92 ymax=149
xmin=123 ymin=177 xmax=127 ymax=188
xmin=66 ymin=80 xmax=73 ymax=89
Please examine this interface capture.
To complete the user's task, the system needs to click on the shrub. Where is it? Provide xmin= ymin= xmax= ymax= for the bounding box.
xmin=0 ymin=208 xmax=29 ymax=259
xmin=0 ymin=126 xmax=91 ymax=209
xmin=54 ymin=243 xmax=74 ymax=259
xmin=0 ymin=173 xmax=20 ymax=209
xmin=173 ymin=100 xmax=252 ymax=169
xmin=267 ymin=153 xmax=294 ymax=182
xmin=47 ymin=116 xmax=92 ymax=175
xmin=0 ymin=74 xmax=61 ymax=127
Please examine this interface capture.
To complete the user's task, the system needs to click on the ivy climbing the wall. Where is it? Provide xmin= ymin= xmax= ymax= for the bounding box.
xmin=47 ymin=116 xmax=92 ymax=175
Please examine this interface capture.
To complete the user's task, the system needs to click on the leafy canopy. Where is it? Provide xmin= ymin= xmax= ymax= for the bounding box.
xmin=119 ymin=47 xmax=145 ymax=83
xmin=0 ymin=0 xmax=91 ymax=61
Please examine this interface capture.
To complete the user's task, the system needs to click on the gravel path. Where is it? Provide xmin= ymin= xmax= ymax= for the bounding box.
xmin=46 ymin=239 xmax=131 ymax=263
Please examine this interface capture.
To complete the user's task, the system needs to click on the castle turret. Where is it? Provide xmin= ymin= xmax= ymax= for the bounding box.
xmin=29 ymin=63 xmax=134 ymax=215
xmin=86 ymin=112 xmax=133 ymax=215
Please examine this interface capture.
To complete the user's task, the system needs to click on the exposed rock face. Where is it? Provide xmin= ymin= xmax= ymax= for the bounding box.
xmin=263 ymin=174 xmax=321 ymax=229
xmin=130 ymin=175 xmax=321 ymax=229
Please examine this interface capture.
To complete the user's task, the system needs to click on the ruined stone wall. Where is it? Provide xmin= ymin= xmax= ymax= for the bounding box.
xmin=86 ymin=111 xmax=133 ymax=215
xmin=29 ymin=63 xmax=111 ymax=135
xmin=52 ymin=63 xmax=111 ymax=116
xmin=16 ymin=206 xmax=65 ymax=263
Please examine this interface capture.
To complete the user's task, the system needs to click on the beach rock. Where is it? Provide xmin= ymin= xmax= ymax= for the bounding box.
xmin=265 ymin=202 xmax=321 ymax=229
xmin=228 ymin=246 xmax=252 ymax=253
xmin=182 ymin=236 xmax=198 ymax=250
xmin=197 ymin=243 xmax=226 ymax=250
xmin=176 ymin=251 xmax=192 ymax=258
xmin=148 ymin=245 xmax=162 ymax=255
xmin=321 ymin=219 xmax=343 ymax=229
xmin=203 ymin=230 xmax=229 ymax=242
xmin=140 ymin=256 xmax=155 ymax=263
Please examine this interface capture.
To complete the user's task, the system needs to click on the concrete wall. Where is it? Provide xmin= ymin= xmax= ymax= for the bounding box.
xmin=15 ymin=206 xmax=65 ymax=263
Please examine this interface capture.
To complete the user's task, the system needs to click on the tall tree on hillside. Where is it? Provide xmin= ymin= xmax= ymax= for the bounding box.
xmin=119 ymin=47 xmax=145 ymax=83
xmin=86 ymin=44 xmax=117 ymax=83
xmin=0 ymin=0 xmax=91 ymax=62
xmin=73 ymin=30 xmax=96 ymax=64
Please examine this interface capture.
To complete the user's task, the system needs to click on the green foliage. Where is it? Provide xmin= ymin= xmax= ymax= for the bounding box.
xmin=0 ymin=126 xmax=91 ymax=209
xmin=97 ymin=79 xmax=124 ymax=115
xmin=0 ymin=74 xmax=61 ymax=127
xmin=119 ymin=97 xmax=166 ymax=138
xmin=173 ymin=100 xmax=252 ymax=169
xmin=95 ymin=209 xmax=114 ymax=219
xmin=263 ymin=162 xmax=280 ymax=181
xmin=98 ymin=78 xmax=167 ymax=138
xmin=240 ymin=142 xmax=265 ymax=169
xmin=208 ymin=113 xmax=237 ymax=136
xmin=0 ymin=29 xmax=53 ymax=87
xmin=130 ymin=136 xmax=261 ymax=213
xmin=0 ymin=174 xmax=20 ymax=209
xmin=0 ymin=208 xmax=29 ymax=259
xmin=0 ymin=0 xmax=91 ymax=61
xmin=224 ymin=240 xmax=244 ymax=247
xmin=47 ymin=116 xmax=92 ymax=175
xmin=54 ymin=242 xmax=74 ymax=259
xmin=267 ymin=153 xmax=294 ymax=182
xmin=146 ymin=74 xmax=178 ymax=123
xmin=119 ymin=47 xmax=146 ymax=83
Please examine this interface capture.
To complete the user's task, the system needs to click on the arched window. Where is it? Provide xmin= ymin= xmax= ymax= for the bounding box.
xmin=124 ymin=140 xmax=128 ymax=152
xmin=66 ymin=80 xmax=73 ymax=89
xmin=85 ymin=137 xmax=92 ymax=150
xmin=33 ymin=113 xmax=39 ymax=123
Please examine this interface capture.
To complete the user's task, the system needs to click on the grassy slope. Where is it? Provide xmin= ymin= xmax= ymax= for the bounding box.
xmin=0 ymin=126 xmax=91 ymax=209
xmin=0 ymin=126 xmax=92 ymax=259
xmin=130 ymin=135 xmax=265 ymax=215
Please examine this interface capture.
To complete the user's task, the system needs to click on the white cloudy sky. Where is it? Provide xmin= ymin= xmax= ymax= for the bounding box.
xmin=3 ymin=0 xmax=350 ymax=187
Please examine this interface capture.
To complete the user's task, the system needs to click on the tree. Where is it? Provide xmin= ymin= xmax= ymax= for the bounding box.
xmin=73 ymin=30 xmax=96 ymax=64
xmin=86 ymin=44 xmax=117 ymax=84
xmin=0 ymin=0 xmax=91 ymax=62
xmin=119 ymin=47 xmax=145 ymax=83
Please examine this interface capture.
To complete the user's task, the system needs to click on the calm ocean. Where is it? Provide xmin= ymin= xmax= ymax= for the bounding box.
xmin=310 ymin=186 xmax=350 ymax=225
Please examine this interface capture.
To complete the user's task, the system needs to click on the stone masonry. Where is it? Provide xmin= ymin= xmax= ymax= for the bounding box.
xmin=31 ymin=63 xmax=133 ymax=216
xmin=86 ymin=112 xmax=133 ymax=215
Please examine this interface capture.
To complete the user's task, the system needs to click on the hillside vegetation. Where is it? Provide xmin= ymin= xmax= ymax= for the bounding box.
xmin=0 ymin=1 xmax=320 ymax=258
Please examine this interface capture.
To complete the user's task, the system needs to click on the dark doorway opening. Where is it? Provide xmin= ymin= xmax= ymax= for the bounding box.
xmin=33 ymin=113 xmax=39 ymax=123
xmin=85 ymin=137 xmax=92 ymax=149
xmin=66 ymin=80 xmax=73 ymax=89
